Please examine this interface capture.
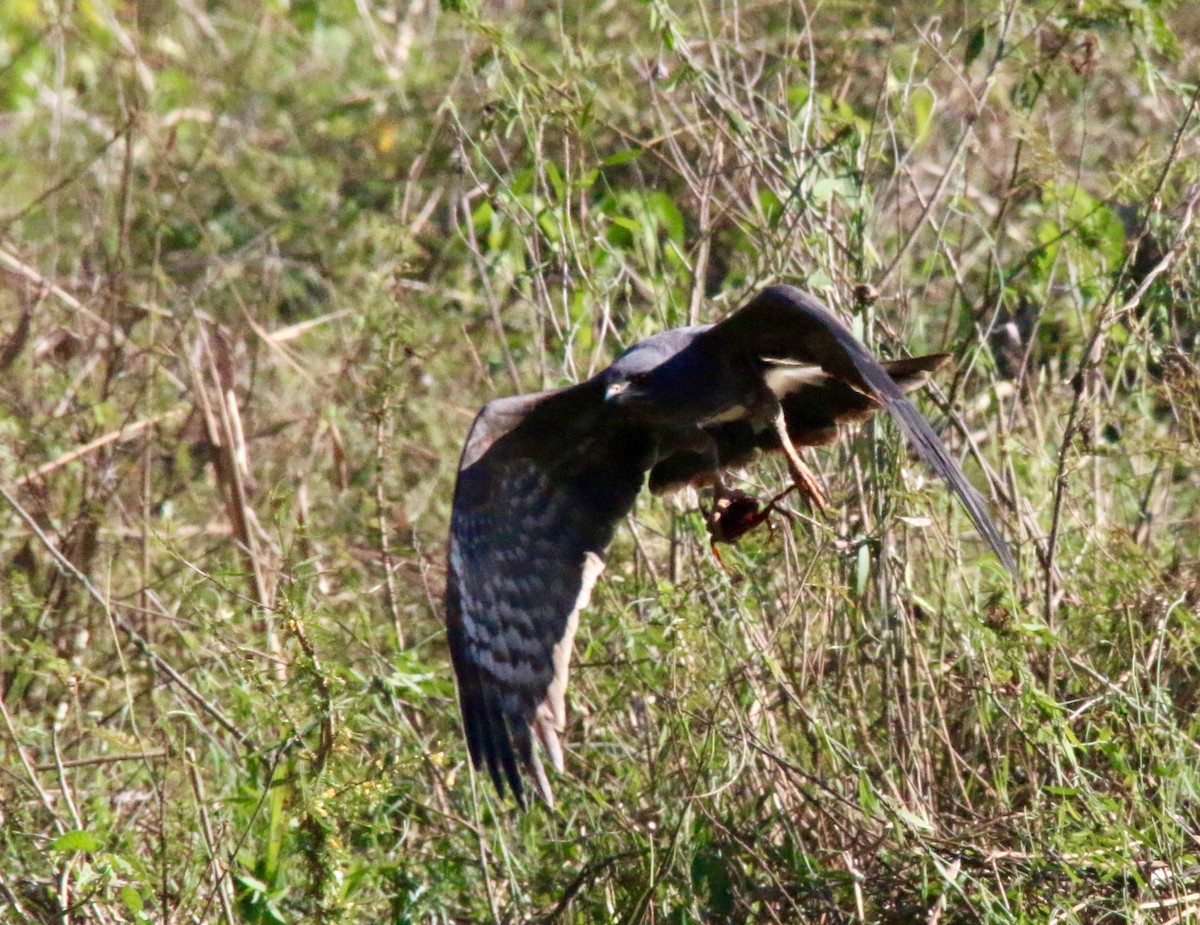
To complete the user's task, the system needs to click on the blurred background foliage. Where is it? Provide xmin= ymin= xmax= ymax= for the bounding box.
xmin=1 ymin=0 xmax=1199 ymax=921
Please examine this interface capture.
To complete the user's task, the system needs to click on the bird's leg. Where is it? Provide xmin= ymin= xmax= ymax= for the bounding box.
xmin=772 ymin=405 xmax=828 ymax=510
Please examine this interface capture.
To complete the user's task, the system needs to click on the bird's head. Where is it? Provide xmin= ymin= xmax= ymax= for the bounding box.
xmin=602 ymin=348 xmax=659 ymax=404
xmin=602 ymin=325 xmax=729 ymax=425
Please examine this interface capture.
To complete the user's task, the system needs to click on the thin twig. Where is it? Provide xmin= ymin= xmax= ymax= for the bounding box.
xmin=0 ymin=482 xmax=256 ymax=750
xmin=374 ymin=340 xmax=405 ymax=648
xmin=15 ymin=408 xmax=186 ymax=487
xmin=36 ymin=749 xmax=168 ymax=771
xmin=186 ymin=749 xmax=238 ymax=925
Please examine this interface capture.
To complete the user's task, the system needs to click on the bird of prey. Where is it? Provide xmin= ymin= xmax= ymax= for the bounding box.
xmin=446 ymin=284 xmax=1014 ymax=808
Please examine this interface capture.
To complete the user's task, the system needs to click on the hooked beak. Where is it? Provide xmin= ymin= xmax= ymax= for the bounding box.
xmin=604 ymin=381 xmax=631 ymax=402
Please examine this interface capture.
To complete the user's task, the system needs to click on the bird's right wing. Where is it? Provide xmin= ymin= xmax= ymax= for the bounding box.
xmin=648 ymin=355 xmax=948 ymax=494
xmin=702 ymin=285 xmax=1016 ymax=573
xmin=446 ymin=382 xmax=654 ymax=808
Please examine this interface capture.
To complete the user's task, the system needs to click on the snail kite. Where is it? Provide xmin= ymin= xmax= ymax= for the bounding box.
xmin=446 ymin=284 xmax=1015 ymax=807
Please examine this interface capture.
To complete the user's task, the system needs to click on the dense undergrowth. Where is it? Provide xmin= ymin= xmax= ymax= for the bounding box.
xmin=1 ymin=0 xmax=1199 ymax=921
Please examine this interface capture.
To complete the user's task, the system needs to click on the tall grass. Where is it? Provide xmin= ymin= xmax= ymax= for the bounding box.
xmin=1 ymin=0 xmax=1198 ymax=921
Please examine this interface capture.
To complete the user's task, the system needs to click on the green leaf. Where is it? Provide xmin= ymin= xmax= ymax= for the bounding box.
xmin=806 ymin=268 xmax=834 ymax=292
xmin=602 ymin=148 xmax=642 ymax=166
xmin=854 ymin=544 xmax=870 ymax=597
xmin=896 ymin=806 xmax=934 ymax=832
xmin=1010 ymin=71 xmax=1043 ymax=111
xmin=727 ymin=109 xmax=750 ymax=135
xmin=51 ymin=830 xmax=102 ymax=853
xmin=470 ymin=198 xmax=494 ymax=229
xmin=237 ymin=872 xmax=270 ymax=895
xmin=288 ymin=0 xmax=319 ymax=31
xmin=910 ymin=86 xmax=935 ymax=144
xmin=120 ymin=886 xmax=144 ymax=913
xmin=786 ymin=82 xmax=811 ymax=108
xmin=543 ymin=160 xmax=565 ymax=201
xmin=691 ymin=846 xmax=734 ymax=918
xmin=964 ymin=25 xmax=986 ymax=66
xmin=811 ymin=177 xmax=841 ymax=206
xmin=758 ymin=187 xmax=784 ymax=225
xmin=648 ymin=192 xmax=684 ymax=243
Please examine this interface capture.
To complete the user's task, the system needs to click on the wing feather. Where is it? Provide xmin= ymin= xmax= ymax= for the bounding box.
xmin=446 ymin=382 xmax=653 ymax=807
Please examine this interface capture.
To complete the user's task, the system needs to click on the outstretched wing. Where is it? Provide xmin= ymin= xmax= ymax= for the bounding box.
xmin=648 ymin=355 xmax=947 ymax=494
xmin=446 ymin=381 xmax=654 ymax=807
xmin=701 ymin=285 xmax=1016 ymax=573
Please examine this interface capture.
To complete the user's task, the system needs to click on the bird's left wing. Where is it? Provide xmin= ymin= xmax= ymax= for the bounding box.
xmin=446 ymin=382 xmax=654 ymax=807
xmin=702 ymin=285 xmax=1016 ymax=573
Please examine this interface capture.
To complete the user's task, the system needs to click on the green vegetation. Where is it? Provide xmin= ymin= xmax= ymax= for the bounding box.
xmin=2 ymin=0 xmax=1199 ymax=921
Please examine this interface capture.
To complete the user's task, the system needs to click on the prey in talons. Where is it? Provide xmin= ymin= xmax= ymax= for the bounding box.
xmin=704 ymin=483 xmax=799 ymax=570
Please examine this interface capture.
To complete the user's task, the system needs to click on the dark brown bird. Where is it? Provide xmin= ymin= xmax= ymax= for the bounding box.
xmin=446 ymin=285 xmax=1014 ymax=807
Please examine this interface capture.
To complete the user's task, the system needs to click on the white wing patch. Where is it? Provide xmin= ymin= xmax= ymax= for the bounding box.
xmin=760 ymin=360 xmax=828 ymax=397
xmin=529 ymin=550 xmax=605 ymax=806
